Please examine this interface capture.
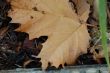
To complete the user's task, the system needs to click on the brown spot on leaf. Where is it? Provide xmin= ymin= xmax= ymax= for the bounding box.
xmin=30 ymin=16 xmax=33 ymax=19
xmin=32 ymin=7 xmax=38 ymax=11
xmin=42 ymin=11 xmax=46 ymax=14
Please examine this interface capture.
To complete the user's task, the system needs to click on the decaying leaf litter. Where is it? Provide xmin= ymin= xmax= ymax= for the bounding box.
xmin=0 ymin=0 xmax=109 ymax=70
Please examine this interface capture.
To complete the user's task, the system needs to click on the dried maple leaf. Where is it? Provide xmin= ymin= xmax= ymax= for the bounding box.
xmin=8 ymin=0 xmax=90 ymax=69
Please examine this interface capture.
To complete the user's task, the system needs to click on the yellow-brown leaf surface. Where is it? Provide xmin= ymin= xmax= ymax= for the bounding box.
xmin=71 ymin=0 xmax=90 ymax=22
xmin=8 ymin=0 xmax=90 ymax=69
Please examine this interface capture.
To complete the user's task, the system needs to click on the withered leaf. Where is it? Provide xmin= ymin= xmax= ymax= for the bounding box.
xmin=8 ymin=0 xmax=90 ymax=69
